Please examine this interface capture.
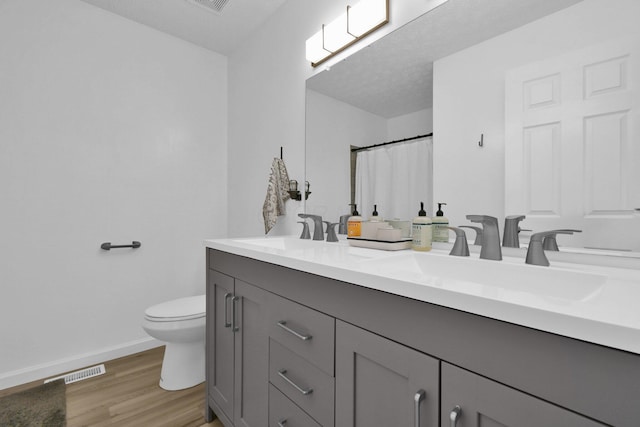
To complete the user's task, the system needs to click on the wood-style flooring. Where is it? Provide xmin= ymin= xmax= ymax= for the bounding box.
xmin=0 ymin=346 xmax=224 ymax=427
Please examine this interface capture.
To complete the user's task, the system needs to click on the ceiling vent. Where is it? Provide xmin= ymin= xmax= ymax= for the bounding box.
xmin=186 ymin=0 xmax=231 ymax=14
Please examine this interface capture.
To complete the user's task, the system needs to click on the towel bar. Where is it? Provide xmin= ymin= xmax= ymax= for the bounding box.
xmin=100 ymin=241 xmax=141 ymax=250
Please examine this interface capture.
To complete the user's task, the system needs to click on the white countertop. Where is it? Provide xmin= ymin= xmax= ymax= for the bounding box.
xmin=205 ymin=236 xmax=640 ymax=355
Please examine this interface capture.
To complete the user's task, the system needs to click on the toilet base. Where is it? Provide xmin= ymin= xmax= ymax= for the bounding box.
xmin=159 ymin=341 xmax=205 ymax=391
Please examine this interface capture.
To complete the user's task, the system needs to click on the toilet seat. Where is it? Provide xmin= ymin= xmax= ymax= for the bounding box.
xmin=144 ymin=295 xmax=205 ymax=322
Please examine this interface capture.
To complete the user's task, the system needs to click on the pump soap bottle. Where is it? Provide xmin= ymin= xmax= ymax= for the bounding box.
xmin=411 ymin=202 xmax=432 ymax=251
xmin=370 ymin=204 xmax=382 ymax=221
xmin=432 ymin=203 xmax=449 ymax=243
xmin=347 ymin=205 xmax=362 ymax=238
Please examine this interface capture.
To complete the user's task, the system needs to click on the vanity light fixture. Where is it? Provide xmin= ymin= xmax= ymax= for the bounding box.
xmin=305 ymin=0 xmax=389 ymax=67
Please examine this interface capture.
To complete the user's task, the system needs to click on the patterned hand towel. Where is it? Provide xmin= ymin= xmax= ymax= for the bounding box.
xmin=263 ymin=158 xmax=291 ymax=234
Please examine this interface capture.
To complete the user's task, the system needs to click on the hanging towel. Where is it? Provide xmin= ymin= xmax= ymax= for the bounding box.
xmin=262 ymin=157 xmax=291 ymax=234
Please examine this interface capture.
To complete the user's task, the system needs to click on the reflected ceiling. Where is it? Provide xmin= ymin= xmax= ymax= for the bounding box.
xmin=306 ymin=0 xmax=582 ymax=118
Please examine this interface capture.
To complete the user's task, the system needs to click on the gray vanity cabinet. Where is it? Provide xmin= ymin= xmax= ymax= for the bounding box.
xmin=335 ymin=320 xmax=439 ymax=427
xmin=440 ymin=363 xmax=605 ymax=427
xmin=206 ymin=270 xmax=270 ymax=427
xmin=206 ymin=249 xmax=640 ymax=427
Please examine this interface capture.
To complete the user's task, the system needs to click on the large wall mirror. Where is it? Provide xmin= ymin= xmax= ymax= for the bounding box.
xmin=305 ymin=0 xmax=640 ymax=256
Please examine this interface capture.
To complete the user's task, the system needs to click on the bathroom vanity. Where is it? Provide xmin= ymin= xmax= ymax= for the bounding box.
xmin=204 ymin=237 xmax=640 ymax=427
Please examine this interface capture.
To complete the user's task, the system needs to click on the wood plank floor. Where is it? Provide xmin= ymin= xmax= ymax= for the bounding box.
xmin=1 ymin=346 xmax=224 ymax=427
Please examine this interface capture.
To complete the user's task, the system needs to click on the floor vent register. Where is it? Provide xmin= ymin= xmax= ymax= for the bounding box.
xmin=44 ymin=364 xmax=106 ymax=385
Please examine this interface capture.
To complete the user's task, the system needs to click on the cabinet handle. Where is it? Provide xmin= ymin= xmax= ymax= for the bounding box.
xmin=277 ymin=369 xmax=313 ymax=395
xmin=224 ymin=293 xmax=233 ymax=328
xmin=277 ymin=321 xmax=312 ymax=341
xmin=414 ymin=390 xmax=425 ymax=427
xmin=277 ymin=420 xmax=287 ymax=427
xmin=231 ymin=296 xmax=240 ymax=332
xmin=450 ymin=405 xmax=462 ymax=427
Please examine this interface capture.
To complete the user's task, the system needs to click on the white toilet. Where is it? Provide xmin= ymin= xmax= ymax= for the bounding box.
xmin=142 ymin=295 xmax=206 ymax=391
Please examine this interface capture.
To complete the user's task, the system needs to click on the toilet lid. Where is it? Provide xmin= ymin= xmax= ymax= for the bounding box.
xmin=144 ymin=295 xmax=206 ymax=321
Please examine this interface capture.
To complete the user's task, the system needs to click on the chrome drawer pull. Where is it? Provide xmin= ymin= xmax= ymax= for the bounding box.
xmin=277 ymin=369 xmax=313 ymax=395
xmin=231 ymin=296 xmax=240 ymax=332
xmin=450 ymin=405 xmax=462 ymax=427
xmin=224 ymin=293 xmax=233 ymax=328
xmin=414 ymin=390 xmax=425 ymax=427
xmin=277 ymin=419 xmax=287 ymax=427
xmin=277 ymin=321 xmax=312 ymax=341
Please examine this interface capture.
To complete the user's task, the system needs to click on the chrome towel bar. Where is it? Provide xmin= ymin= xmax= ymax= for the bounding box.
xmin=100 ymin=241 xmax=141 ymax=250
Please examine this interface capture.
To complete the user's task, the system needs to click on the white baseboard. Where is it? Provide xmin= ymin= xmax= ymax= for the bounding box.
xmin=0 ymin=337 xmax=163 ymax=390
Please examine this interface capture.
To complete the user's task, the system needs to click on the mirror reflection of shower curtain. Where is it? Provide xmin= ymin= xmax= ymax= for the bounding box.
xmin=355 ymin=136 xmax=433 ymax=222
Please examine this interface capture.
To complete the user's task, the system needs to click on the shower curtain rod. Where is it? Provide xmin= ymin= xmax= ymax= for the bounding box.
xmin=350 ymin=133 xmax=433 ymax=153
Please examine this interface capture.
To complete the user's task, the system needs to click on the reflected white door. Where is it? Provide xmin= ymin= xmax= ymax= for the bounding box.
xmin=505 ymin=37 xmax=640 ymax=251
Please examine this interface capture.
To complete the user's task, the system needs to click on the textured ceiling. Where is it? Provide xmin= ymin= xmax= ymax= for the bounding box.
xmin=307 ymin=0 xmax=583 ymax=118
xmin=80 ymin=0 xmax=287 ymax=55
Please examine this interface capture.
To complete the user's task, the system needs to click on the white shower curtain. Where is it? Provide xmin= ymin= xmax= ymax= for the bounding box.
xmin=355 ymin=136 xmax=433 ymax=221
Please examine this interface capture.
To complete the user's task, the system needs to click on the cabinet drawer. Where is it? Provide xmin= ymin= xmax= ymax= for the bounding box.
xmin=269 ymin=384 xmax=321 ymax=427
xmin=270 ymin=339 xmax=335 ymax=427
xmin=269 ymin=294 xmax=335 ymax=375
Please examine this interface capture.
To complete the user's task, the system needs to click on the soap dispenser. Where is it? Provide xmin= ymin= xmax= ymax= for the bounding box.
xmin=370 ymin=204 xmax=381 ymax=221
xmin=347 ymin=204 xmax=362 ymax=238
xmin=432 ymin=203 xmax=449 ymax=243
xmin=411 ymin=202 xmax=432 ymax=251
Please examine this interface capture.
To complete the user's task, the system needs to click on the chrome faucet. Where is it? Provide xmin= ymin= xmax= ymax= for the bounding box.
xmin=298 ymin=214 xmax=324 ymax=240
xmin=542 ymin=229 xmax=582 ymax=251
xmin=466 ymin=215 xmax=502 ymax=260
xmin=297 ymin=220 xmax=311 ymax=239
xmin=526 ymin=229 xmax=580 ymax=266
xmin=446 ymin=226 xmax=470 ymax=257
xmin=324 ymin=221 xmax=339 ymax=242
xmin=502 ymin=215 xmax=528 ymax=248
xmin=460 ymin=225 xmax=483 ymax=245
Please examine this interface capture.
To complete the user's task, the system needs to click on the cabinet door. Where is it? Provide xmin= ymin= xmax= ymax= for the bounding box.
xmin=233 ymin=279 xmax=270 ymax=427
xmin=336 ymin=320 xmax=439 ymax=427
xmin=208 ymin=270 xmax=235 ymax=424
xmin=441 ymin=363 xmax=606 ymax=427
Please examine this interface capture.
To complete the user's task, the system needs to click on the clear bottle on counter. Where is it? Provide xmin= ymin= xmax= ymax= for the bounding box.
xmin=432 ymin=202 xmax=449 ymax=243
xmin=412 ymin=202 xmax=432 ymax=251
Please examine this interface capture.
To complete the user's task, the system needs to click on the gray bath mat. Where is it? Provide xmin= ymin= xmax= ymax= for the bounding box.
xmin=0 ymin=379 xmax=66 ymax=426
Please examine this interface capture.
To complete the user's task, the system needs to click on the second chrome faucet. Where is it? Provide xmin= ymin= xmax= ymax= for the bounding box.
xmin=466 ymin=215 xmax=502 ymax=261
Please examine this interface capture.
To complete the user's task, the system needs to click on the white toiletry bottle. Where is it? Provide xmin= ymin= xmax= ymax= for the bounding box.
xmin=432 ymin=202 xmax=449 ymax=243
xmin=412 ymin=202 xmax=432 ymax=251
xmin=347 ymin=205 xmax=362 ymax=237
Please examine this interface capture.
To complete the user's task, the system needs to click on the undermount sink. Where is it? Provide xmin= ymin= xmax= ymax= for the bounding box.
xmin=358 ymin=251 xmax=606 ymax=302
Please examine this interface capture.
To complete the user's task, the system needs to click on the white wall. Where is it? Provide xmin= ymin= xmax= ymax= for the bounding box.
xmin=227 ymin=0 xmax=447 ymax=237
xmin=433 ymin=0 xmax=640 ymax=231
xmin=387 ymin=108 xmax=433 ymax=141
xmin=0 ymin=0 xmax=227 ymax=388
xmin=305 ymin=90 xmax=387 ymax=222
